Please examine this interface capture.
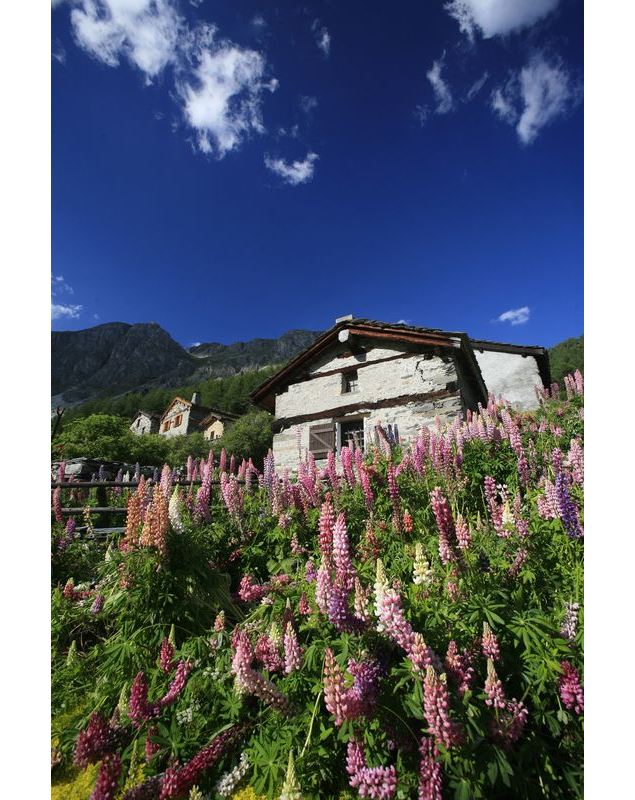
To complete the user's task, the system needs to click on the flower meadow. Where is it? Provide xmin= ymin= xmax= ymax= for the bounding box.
xmin=51 ymin=373 xmax=584 ymax=800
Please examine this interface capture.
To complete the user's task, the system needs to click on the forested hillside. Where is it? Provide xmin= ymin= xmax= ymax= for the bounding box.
xmin=548 ymin=336 xmax=584 ymax=383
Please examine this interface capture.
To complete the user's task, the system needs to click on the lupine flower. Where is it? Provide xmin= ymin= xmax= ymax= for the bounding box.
xmin=215 ymin=752 xmax=250 ymax=798
xmin=52 ymin=487 xmax=63 ymax=524
xmin=139 ymin=486 xmax=169 ymax=558
xmin=423 ymin=667 xmax=462 ymax=749
xmin=346 ymin=739 xmax=397 ymax=800
xmin=566 ymin=439 xmax=584 ymax=485
xmin=455 ymin=515 xmax=470 ymax=549
xmin=403 ymin=510 xmax=413 ymax=533
xmin=74 ymin=713 xmax=120 ymax=768
xmin=348 ymin=657 xmax=383 ymax=716
xmin=158 ymin=726 xmax=242 ymax=799
xmin=332 ymin=512 xmax=356 ymax=590
xmin=90 ymin=753 xmax=122 ymax=800
xmin=315 ymin=558 xmax=333 ymax=615
xmin=559 ymin=661 xmax=584 ymax=714
xmin=238 ymin=575 xmax=268 ymax=603
xmin=484 ymin=659 xmax=506 ymax=709
xmin=305 ymin=559 xmax=317 ymax=583
xmin=353 ymin=578 xmax=371 ymax=623
xmin=231 ymin=631 xmax=290 ymax=713
xmin=159 ymin=638 xmax=176 ymax=673
xmin=444 ymin=641 xmax=474 ymax=695
xmin=410 ymin=633 xmax=441 ymax=675
xmin=280 ymin=750 xmax=303 ymax=800
xmin=491 ymin=698 xmax=529 ymax=745
xmin=417 ymin=737 xmax=442 ymax=800
xmin=145 ymin=726 xmax=160 ymax=762
xmin=323 ymin=648 xmax=349 ymax=726
xmin=214 ymin=611 xmax=225 ymax=632
xmin=430 ymin=488 xmax=457 ymax=565
xmin=168 ymin=489 xmax=185 ymax=534
xmin=560 ymin=602 xmax=580 ymax=642
xmin=508 ymin=548 xmax=528 ymax=578
xmin=555 ymin=473 xmax=584 ymax=538
xmin=413 ymin=544 xmax=433 ymax=587
xmin=284 ymin=623 xmax=302 ymax=674
xmin=387 ymin=464 xmax=401 ymax=531
xmin=91 ymin=594 xmax=104 ymax=615
xmin=318 ymin=497 xmax=335 ymax=558
xmin=255 ymin=634 xmax=284 ymax=673
xmin=298 ymin=593 xmax=311 ymax=615
xmin=481 ymin=622 xmax=500 ymax=661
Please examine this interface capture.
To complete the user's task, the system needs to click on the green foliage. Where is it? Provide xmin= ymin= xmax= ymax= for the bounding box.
xmin=548 ymin=336 xmax=583 ymax=384
xmin=212 ymin=410 xmax=274 ymax=468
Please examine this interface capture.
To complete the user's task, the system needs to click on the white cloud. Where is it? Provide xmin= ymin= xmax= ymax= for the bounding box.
xmin=52 ymin=303 xmax=83 ymax=320
xmin=299 ymin=95 xmax=318 ymax=115
xmin=52 ymin=274 xmax=74 ymax=295
xmin=465 ymin=71 xmax=489 ymax=101
xmin=426 ymin=58 xmax=454 ymax=114
xmin=414 ymin=104 xmax=430 ymax=127
xmin=445 ymin=0 xmax=561 ymax=40
xmin=495 ymin=306 xmax=530 ymax=325
xmin=178 ymin=43 xmax=273 ymax=157
xmin=251 ymin=14 xmax=266 ymax=29
xmin=264 ymin=151 xmax=318 ymax=185
xmin=54 ymin=2 xmax=277 ymax=158
xmin=52 ymin=39 xmax=67 ymax=64
xmin=69 ymin=0 xmax=182 ymax=80
xmin=491 ymin=54 xmax=578 ymax=144
xmin=312 ymin=21 xmax=330 ymax=57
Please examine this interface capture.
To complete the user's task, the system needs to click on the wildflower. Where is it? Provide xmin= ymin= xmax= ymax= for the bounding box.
xmin=430 ymin=488 xmax=457 ymax=565
xmin=444 ymin=641 xmax=474 ymax=694
xmin=90 ymin=753 xmax=122 ymax=800
xmin=158 ymin=660 xmax=193 ymax=708
xmin=231 ymin=631 xmax=290 ymax=713
xmin=74 ymin=713 xmax=120 ymax=768
xmin=323 ymin=648 xmax=348 ymax=726
xmin=280 ymin=750 xmax=303 ymax=800
xmin=555 ymin=473 xmax=584 ymax=539
xmin=403 ymin=510 xmax=413 ymax=533
xmin=318 ymin=497 xmax=335 ymax=557
xmin=508 ymin=547 xmax=528 ymax=577
xmin=484 ymin=659 xmax=506 ymax=709
xmin=346 ymin=739 xmax=397 ymax=800
xmin=417 ymin=738 xmax=442 ymax=800
xmin=215 ymin=752 xmax=250 ymax=798
xmin=491 ymin=698 xmax=529 ymax=745
xmin=282 ymin=622 xmax=301 ymax=674
xmin=423 ymin=667 xmax=462 ymax=749
xmin=238 ymin=575 xmax=268 ymax=603
xmin=560 ymin=602 xmax=580 ymax=642
xmin=90 ymin=594 xmax=104 ymax=615
xmin=559 ymin=661 xmax=584 ymax=714
xmin=145 ymin=726 xmax=160 ymax=762
xmin=52 ymin=487 xmax=63 ymax=524
xmin=315 ymin=558 xmax=333 ymax=615
xmin=305 ymin=559 xmax=317 ymax=583
xmin=333 ymin=512 xmax=356 ymax=590
xmin=298 ymin=593 xmax=311 ymax=615
xmin=481 ymin=622 xmax=500 ymax=661
xmin=353 ymin=578 xmax=371 ymax=623
xmin=159 ymin=638 xmax=176 ymax=673
xmin=455 ymin=514 xmax=470 ymax=549
xmin=413 ymin=544 xmax=433 ymax=587
xmin=168 ymin=488 xmax=185 ymax=534
xmin=214 ymin=611 xmax=225 ymax=632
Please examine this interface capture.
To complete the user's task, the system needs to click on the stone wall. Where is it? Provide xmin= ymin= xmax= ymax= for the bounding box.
xmin=203 ymin=419 xmax=225 ymax=441
xmin=130 ymin=413 xmax=158 ymax=436
xmin=160 ymin=401 xmax=192 ymax=438
xmin=474 ymin=350 xmax=542 ymax=411
xmin=271 ymin=343 xmax=464 ymax=472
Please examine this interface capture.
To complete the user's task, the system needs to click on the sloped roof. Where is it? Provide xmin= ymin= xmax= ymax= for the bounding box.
xmin=160 ymin=396 xmax=238 ymax=423
xmin=199 ymin=409 xmax=239 ymax=428
xmin=133 ymin=409 xmax=161 ymax=421
xmin=250 ymin=318 xmax=488 ymax=411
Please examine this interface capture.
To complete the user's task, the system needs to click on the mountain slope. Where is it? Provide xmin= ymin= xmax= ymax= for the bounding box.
xmin=548 ymin=335 xmax=584 ymax=384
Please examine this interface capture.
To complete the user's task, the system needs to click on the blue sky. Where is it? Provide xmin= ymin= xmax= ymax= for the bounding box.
xmin=51 ymin=0 xmax=583 ymax=349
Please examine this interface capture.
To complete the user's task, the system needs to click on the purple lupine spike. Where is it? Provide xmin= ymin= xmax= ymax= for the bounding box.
xmin=555 ymin=473 xmax=583 ymax=538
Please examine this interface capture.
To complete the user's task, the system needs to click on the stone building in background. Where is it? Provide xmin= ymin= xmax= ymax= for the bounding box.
xmin=158 ymin=392 xmax=238 ymax=439
xmin=251 ymin=317 xmax=550 ymax=472
xmin=129 ymin=410 xmax=160 ymax=436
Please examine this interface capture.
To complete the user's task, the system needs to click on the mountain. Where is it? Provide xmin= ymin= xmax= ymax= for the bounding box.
xmin=52 ymin=322 xmax=321 ymax=405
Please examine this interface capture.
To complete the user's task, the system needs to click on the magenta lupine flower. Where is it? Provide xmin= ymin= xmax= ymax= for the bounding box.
xmin=159 ymin=638 xmax=175 ymax=674
xmin=481 ymin=622 xmax=500 ymax=661
xmin=566 ymin=439 xmax=584 ymax=485
xmin=318 ymin=497 xmax=335 ymax=558
xmin=52 ymin=487 xmax=63 ymax=524
xmin=90 ymin=594 xmax=104 ymax=615
xmin=158 ymin=726 xmax=242 ymax=800
xmin=333 ymin=512 xmax=356 ymax=590
xmin=315 ymin=558 xmax=333 ymax=615
xmin=423 ymin=667 xmax=462 ymax=749
xmin=284 ymin=624 xmax=302 ymax=674
xmin=231 ymin=631 xmax=290 ymax=712
xmin=128 ymin=673 xmax=157 ymax=726
xmin=376 ymin=586 xmax=415 ymax=651
xmin=491 ymin=698 xmax=529 ymax=745
xmin=89 ymin=752 xmax=122 ymax=800
xmin=387 ymin=464 xmax=401 ymax=531
xmin=455 ymin=515 xmax=470 ymax=549
xmin=324 ymin=648 xmax=349 ymax=726
xmin=484 ymin=659 xmax=506 ymax=709
xmin=444 ymin=641 xmax=474 ymax=695
xmin=418 ymin=738 xmax=442 ymax=800
xmin=74 ymin=713 xmax=119 ymax=768
xmin=484 ymin=477 xmax=505 ymax=533
xmin=430 ymin=488 xmax=456 ymax=565
xmin=341 ymin=446 xmax=357 ymax=488
xmin=346 ymin=739 xmax=397 ymax=800
xmin=238 ymin=575 xmax=268 ymax=603
xmin=305 ymin=559 xmax=317 ymax=583
xmin=348 ymin=657 xmax=383 ymax=716
xmin=145 ymin=726 xmax=160 ymax=763
xmin=410 ymin=633 xmax=441 ymax=675
xmin=194 ymin=461 xmax=213 ymax=522
xmin=298 ymin=593 xmax=311 ymax=615
xmin=508 ymin=547 xmax=528 ymax=578
xmin=559 ymin=661 xmax=584 ymax=714
xmin=156 ymin=660 xmax=192 ymax=710
xmin=359 ymin=464 xmax=375 ymax=511
xmin=255 ymin=635 xmax=284 ymax=673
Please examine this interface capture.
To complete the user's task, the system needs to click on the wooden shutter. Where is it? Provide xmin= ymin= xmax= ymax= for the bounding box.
xmin=309 ymin=423 xmax=336 ymax=458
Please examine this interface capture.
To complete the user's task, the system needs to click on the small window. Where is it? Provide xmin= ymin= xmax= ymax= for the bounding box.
xmin=340 ymin=419 xmax=365 ymax=452
xmin=136 ymin=418 xmax=140 ymax=428
xmin=342 ymin=371 xmax=359 ymax=394
xmin=309 ymin=423 xmax=336 ymax=459
xmin=174 ymin=414 xmax=183 ymax=427
xmin=163 ymin=421 xmax=171 ymax=432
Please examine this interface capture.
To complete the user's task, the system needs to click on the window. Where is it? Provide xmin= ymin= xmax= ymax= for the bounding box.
xmin=339 ymin=419 xmax=365 ymax=452
xmin=342 ymin=370 xmax=359 ymax=394
xmin=309 ymin=423 xmax=336 ymax=459
xmin=136 ymin=418 xmax=140 ymax=428
xmin=162 ymin=421 xmax=171 ymax=432
xmin=174 ymin=414 xmax=183 ymax=427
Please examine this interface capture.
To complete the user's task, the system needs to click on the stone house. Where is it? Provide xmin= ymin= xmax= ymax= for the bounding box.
xmin=251 ymin=317 xmax=550 ymax=472
xmin=158 ymin=393 xmax=237 ymax=439
xmin=130 ymin=410 xmax=160 ymax=436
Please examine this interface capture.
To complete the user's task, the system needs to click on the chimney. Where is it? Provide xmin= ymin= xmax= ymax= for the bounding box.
xmin=191 ymin=392 xmax=200 ymax=405
xmin=335 ymin=314 xmax=354 ymax=324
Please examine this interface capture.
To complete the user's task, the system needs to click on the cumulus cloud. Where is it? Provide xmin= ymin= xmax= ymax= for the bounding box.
xmin=495 ymin=306 xmax=530 ymax=325
xmin=52 ymin=303 xmax=83 ymax=320
xmin=264 ymin=151 xmax=318 ymax=185
xmin=445 ymin=0 xmax=561 ymax=40
xmin=178 ymin=44 xmax=274 ymax=157
xmin=312 ymin=20 xmax=331 ymax=57
xmin=426 ymin=57 xmax=454 ymax=114
xmin=490 ymin=54 xmax=579 ymax=144
xmin=54 ymin=1 xmax=277 ymax=158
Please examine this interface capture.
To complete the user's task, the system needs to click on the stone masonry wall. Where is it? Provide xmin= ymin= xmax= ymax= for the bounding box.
xmin=473 ymin=351 xmax=542 ymax=411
